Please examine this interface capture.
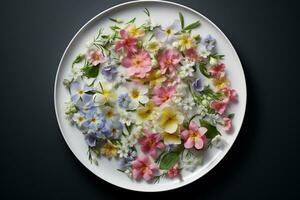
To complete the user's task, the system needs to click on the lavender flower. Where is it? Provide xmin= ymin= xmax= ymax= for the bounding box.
xmin=85 ymin=133 xmax=98 ymax=147
xmin=101 ymin=120 xmax=123 ymax=139
xmin=203 ymin=35 xmax=216 ymax=52
xmin=70 ymin=80 xmax=93 ymax=103
xmin=118 ymin=93 xmax=131 ymax=109
xmin=192 ymin=78 xmax=204 ymax=92
xmin=101 ymin=65 xmax=118 ymax=81
xmin=154 ymin=20 xmax=181 ymax=44
xmin=83 ymin=109 xmax=106 ymax=131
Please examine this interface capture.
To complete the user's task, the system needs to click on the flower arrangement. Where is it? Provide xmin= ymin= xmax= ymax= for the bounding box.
xmin=63 ymin=9 xmax=238 ymax=183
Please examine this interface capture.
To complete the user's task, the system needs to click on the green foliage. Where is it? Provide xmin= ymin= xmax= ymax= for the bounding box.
xmin=82 ymin=64 xmax=99 ymax=78
xmin=179 ymin=12 xmax=184 ymax=29
xmin=183 ymin=21 xmax=201 ymax=31
xmin=200 ymin=119 xmax=221 ymax=139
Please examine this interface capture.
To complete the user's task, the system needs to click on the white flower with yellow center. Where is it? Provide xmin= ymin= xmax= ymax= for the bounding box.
xmin=93 ymin=81 xmax=116 ymax=106
xmin=72 ymin=112 xmax=86 ymax=127
xmin=102 ymin=106 xmax=118 ymax=121
xmin=127 ymin=84 xmax=149 ymax=109
xmin=145 ymin=39 xmax=161 ymax=53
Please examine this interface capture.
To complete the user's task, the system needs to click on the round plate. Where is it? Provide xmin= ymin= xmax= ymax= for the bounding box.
xmin=54 ymin=0 xmax=247 ymax=192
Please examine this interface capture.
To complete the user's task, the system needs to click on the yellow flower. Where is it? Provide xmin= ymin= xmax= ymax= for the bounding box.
xmin=136 ymin=101 xmax=156 ymax=124
xmin=213 ymin=76 xmax=230 ymax=90
xmin=126 ymin=24 xmax=145 ymax=38
xmin=161 ymin=130 xmax=181 ymax=145
xmin=159 ymin=107 xmax=184 ymax=133
xmin=100 ymin=140 xmax=118 ymax=157
xmin=94 ymin=82 xmax=116 ymax=105
xmin=177 ymin=33 xmax=196 ymax=51
xmin=147 ymin=70 xmax=167 ymax=87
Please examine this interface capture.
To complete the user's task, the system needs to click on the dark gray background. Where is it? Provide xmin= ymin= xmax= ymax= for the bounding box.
xmin=1 ymin=0 xmax=299 ymax=199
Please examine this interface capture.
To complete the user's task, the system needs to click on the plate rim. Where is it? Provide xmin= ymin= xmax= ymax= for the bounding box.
xmin=54 ymin=0 xmax=247 ymax=192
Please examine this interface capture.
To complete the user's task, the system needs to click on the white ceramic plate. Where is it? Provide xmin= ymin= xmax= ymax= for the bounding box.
xmin=54 ymin=0 xmax=247 ymax=192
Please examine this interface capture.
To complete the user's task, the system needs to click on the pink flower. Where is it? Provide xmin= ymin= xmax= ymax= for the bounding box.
xmin=221 ymin=87 xmax=238 ymax=102
xmin=122 ymin=50 xmax=152 ymax=78
xmin=210 ymin=99 xmax=229 ymax=115
xmin=153 ymin=85 xmax=176 ymax=106
xmin=132 ymin=155 xmax=158 ymax=181
xmin=167 ymin=164 xmax=180 ymax=178
xmin=158 ymin=49 xmax=181 ymax=74
xmin=209 ymin=63 xmax=225 ymax=79
xmin=138 ymin=130 xmax=165 ymax=157
xmin=181 ymin=122 xmax=207 ymax=150
xmin=115 ymin=30 xmax=138 ymax=53
xmin=223 ymin=117 xmax=232 ymax=131
xmin=185 ymin=48 xmax=198 ymax=61
xmin=87 ymin=50 xmax=106 ymax=66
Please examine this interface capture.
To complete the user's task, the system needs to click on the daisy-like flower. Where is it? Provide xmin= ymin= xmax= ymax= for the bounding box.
xmin=181 ymin=121 xmax=207 ymax=149
xmin=122 ymin=50 xmax=152 ymax=78
xmin=158 ymin=49 xmax=181 ymax=74
xmin=126 ymin=24 xmax=145 ymax=38
xmin=115 ymin=30 xmax=138 ymax=53
xmin=101 ymin=140 xmax=119 ymax=157
xmin=136 ymin=101 xmax=156 ymax=124
xmin=119 ymin=110 xmax=135 ymax=126
xmin=159 ymin=107 xmax=184 ymax=133
xmin=72 ymin=112 xmax=86 ymax=128
xmin=131 ymin=155 xmax=158 ymax=181
xmin=70 ymin=80 xmax=93 ymax=104
xmin=93 ymin=81 xmax=116 ymax=106
xmin=153 ymin=85 xmax=176 ymax=106
xmin=176 ymin=33 xmax=196 ymax=51
xmin=138 ymin=129 xmax=165 ymax=157
xmin=154 ymin=20 xmax=181 ymax=44
xmin=102 ymin=106 xmax=118 ymax=122
xmin=87 ymin=49 xmax=106 ymax=66
xmin=127 ymin=84 xmax=149 ymax=109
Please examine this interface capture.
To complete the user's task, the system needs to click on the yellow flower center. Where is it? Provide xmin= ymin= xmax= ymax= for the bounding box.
xmin=91 ymin=117 xmax=96 ymax=123
xmin=131 ymin=89 xmax=140 ymax=99
xmin=132 ymin=57 xmax=143 ymax=68
xmin=78 ymin=90 xmax=84 ymax=95
xmin=166 ymin=28 xmax=172 ymax=35
xmin=78 ymin=116 xmax=84 ymax=122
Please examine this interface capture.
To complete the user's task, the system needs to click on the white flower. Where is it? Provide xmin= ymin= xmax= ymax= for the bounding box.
xmin=72 ymin=112 xmax=86 ymax=127
xmin=119 ymin=110 xmax=135 ymax=126
xmin=127 ymin=84 xmax=149 ymax=109
xmin=64 ymin=100 xmax=77 ymax=116
xmin=118 ymin=144 xmax=130 ymax=158
xmin=206 ymin=113 xmax=221 ymax=126
xmin=69 ymin=65 xmax=83 ymax=80
xmin=145 ymin=39 xmax=161 ymax=53
xmin=181 ymin=150 xmax=203 ymax=171
xmin=102 ymin=106 xmax=118 ymax=121
xmin=182 ymin=96 xmax=195 ymax=111
xmin=93 ymin=81 xmax=116 ymax=106
xmin=115 ymin=67 xmax=129 ymax=84
xmin=178 ymin=59 xmax=195 ymax=78
xmin=211 ymin=135 xmax=227 ymax=150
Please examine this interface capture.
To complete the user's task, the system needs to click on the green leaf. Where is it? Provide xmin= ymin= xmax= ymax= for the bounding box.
xmin=82 ymin=65 xmax=99 ymax=78
xmin=127 ymin=17 xmax=136 ymax=24
xmin=110 ymin=25 xmax=120 ymax=31
xmin=72 ymin=54 xmax=85 ymax=65
xmin=143 ymin=8 xmax=150 ymax=17
xmin=183 ymin=21 xmax=201 ymax=31
xmin=179 ymin=12 xmax=184 ymax=29
xmin=159 ymin=152 xmax=180 ymax=170
xmin=227 ymin=113 xmax=235 ymax=119
xmin=200 ymin=119 xmax=221 ymax=139
xmin=199 ymin=63 xmax=212 ymax=78
xmin=109 ymin=18 xmax=123 ymax=24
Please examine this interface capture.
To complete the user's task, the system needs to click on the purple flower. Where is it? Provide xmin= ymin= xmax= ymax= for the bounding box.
xmin=85 ymin=133 xmax=97 ymax=147
xmin=70 ymin=80 xmax=93 ymax=103
xmin=154 ymin=20 xmax=181 ymax=44
xmin=192 ymin=78 xmax=203 ymax=92
xmin=203 ymin=35 xmax=216 ymax=52
xmin=101 ymin=121 xmax=123 ymax=139
xmin=101 ymin=65 xmax=118 ymax=81
xmin=118 ymin=93 xmax=131 ymax=109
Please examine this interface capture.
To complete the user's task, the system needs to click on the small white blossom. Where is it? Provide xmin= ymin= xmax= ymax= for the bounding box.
xmin=182 ymin=96 xmax=195 ymax=111
xmin=181 ymin=150 xmax=203 ymax=171
xmin=211 ymin=135 xmax=227 ymax=150
xmin=64 ymin=100 xmax=77 ymax=116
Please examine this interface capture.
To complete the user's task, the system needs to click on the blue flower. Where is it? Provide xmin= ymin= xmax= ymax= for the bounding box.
xmin=70 ymin=80 xmax=93 ymax=103
xmin=83 ymin=109 xmax=106 ymax=131
xmin=101 ymin=65 xmax=118 ymax=81
xmin=192 ymin=78 xmax=203 ymax=92
xmin=203 ymin=35 xmax=216 ymax=52
xmin=101 ymin=120 xmax=123 ymax=139
xmin=118 ymin=93 xmax=131 ymax=109
xmin=84 ymin=133 xmax=97 ymax=147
